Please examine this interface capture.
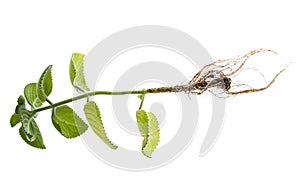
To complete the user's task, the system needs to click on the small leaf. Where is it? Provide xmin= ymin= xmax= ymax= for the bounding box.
xmin=10 ymin=113 xmax=20 ymax=127
xmin=69 ymin=55 xmax=76 ymax=85
xmin=19 ymin=120 xmax=46 ymax=149
xmin=69 ymin=53 xmax=90 ymax=91
xmin=17 ymin=96 xmax=37 ymax=141
xmin=137 ymin=94 xmax=143 ymax=100
xmin=17 ymin=95 xmax=25 ymax=105
xmin=52 ymin=105 xmax=88 ymax=138
xmin=37 ymin=65 xmax=53 ymax=102
xmin=84 ymin=101 xmax=118 ymax=149
xmin=142 ymin=112 xmax=160 ymax=158
xmin=136 ymin=109 xmax=149 ymax=148
xmin=24 ymin=83 xmax=42 ymax=108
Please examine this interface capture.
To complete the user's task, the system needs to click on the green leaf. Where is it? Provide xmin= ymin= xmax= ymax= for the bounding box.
xmin=13 ymin=96 xmax=45 ymax=148
xmin=18 ymin=95 xmax=25 ymax=105
xmin=84 ymin=101 xmax=118 ymax=149
xmin=142 ymin=112 xmax=160 ymax=158
xmin=19 ymin=120 xmax=46 ymax=149
xmin=16 ymin=96 xmax=37 ymax=141
xmin=69 ymin=53 xmax=90 ymax=92
xmin=136 ymin=109 xmax=149 ymax=148
xmin=52 ymin=105 xmax=88 ymax=138
xmin=24 ymin=83 xmax=43 ymax=108
xmin=10 ymin=113 xmax=20 ymax=127
xmin=136 ymin=109 xmax=160 ymax=157
xmin=37 ymin=65 xmax=53 ymax=102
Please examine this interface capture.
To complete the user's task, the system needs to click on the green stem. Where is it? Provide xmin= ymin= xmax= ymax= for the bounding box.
xmin=138 ymin=94 xmax=146 ymax=110
xmin=33 ymin=90 xmax=143 ymax=113
xmin=33 ymin=85 xmax=186 ymax=114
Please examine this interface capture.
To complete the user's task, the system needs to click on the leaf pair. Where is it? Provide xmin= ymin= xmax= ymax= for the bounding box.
xmin=50 ymin=53 xmax=91 ymax=138
xmin=51 ymin=102 xmax=117 ymax=149
xmin=136 ymin=109 xmax=160 ymax=157
xmin=68 ymin=53 xmax=117 ymax=148
xmin=24 ymin=65 xmax=53 ymax=109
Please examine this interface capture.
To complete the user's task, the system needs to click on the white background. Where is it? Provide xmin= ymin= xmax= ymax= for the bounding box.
xmin=1 ymin=0 xmax=299 ymax=193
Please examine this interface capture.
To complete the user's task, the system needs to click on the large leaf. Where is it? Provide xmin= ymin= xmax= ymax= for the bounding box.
xmin=136 ymin=109 xmax=149 ymax=148
xmin=84 ymin=101 xmax=117 ymax=149
xmin=24 ymin=83 xmax=43 ymax=108
xmin=52 ymin=105 xmax=88 ymax=138
xmin=10 ymin=113 xmax=20 ymax=127
xmin=37 ymin=65 xmax=53 ymax=102
xmin=19 ymin=120 xmax=46 ymax=149
xmin=142 ymin=112 xmax=160 ymax=158
xmin=69 ymin=53 xmax=90 ymax=91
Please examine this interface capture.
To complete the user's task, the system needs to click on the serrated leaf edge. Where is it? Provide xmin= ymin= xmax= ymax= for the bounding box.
xmin=84 ymin=101 xmax=118 ymax=149
xmin=142 ymin=112 xmax=160 ymax=158
xmin=19 ymin=126 xmax=46 ymax=149
xmin=37 ymin=65 xmax=53 ymax=102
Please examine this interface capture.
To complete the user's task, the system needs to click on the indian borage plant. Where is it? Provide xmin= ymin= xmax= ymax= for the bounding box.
xmin=10 ymin=49 xmax=286 ymax=157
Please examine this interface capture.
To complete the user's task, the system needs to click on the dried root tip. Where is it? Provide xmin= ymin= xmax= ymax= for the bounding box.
xmin=226 ymin=66 xmax=287 ymax=95
xmin=226 ymin=49 xmax=278 ymax=77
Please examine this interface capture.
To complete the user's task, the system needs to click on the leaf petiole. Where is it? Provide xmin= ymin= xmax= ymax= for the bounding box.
xmin=138 ymin=93 xmax=146 ymax=110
